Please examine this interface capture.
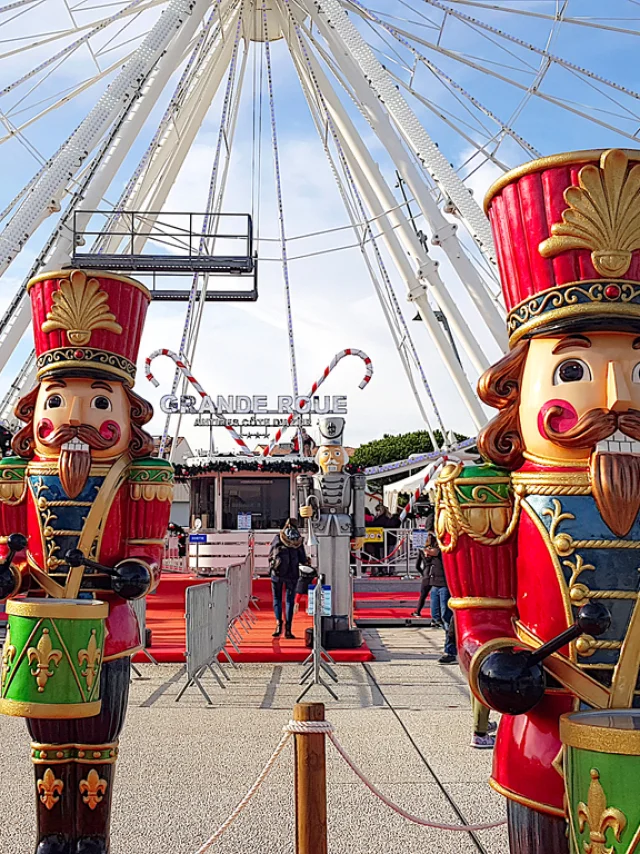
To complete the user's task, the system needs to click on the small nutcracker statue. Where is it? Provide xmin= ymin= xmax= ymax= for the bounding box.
xmin=299 ymin=417 xmax=365 ymax=649
xmin=436 ymin=148 xmax=640 ymax=853
xmin=0 ymin=268 xmax=173 ymax=854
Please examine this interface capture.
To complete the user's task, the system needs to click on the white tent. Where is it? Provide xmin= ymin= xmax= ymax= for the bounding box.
xmin=382 ymin=452 xmax=478 ymax=514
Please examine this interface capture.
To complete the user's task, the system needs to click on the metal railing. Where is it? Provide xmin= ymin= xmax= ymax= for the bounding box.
xmin=163 ymin=535 xmax=189 ymax=573
xmin=130 ymin=595 xmax=158 ymax=678
xmin=354 ymin=528 xmax=422 ymax=578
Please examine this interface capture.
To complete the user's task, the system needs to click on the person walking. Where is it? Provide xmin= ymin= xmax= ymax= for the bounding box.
xmin=411 ymin=544 xmax=432 ymax=619
xmin=269 ymin=518 xmax=309 ymax=639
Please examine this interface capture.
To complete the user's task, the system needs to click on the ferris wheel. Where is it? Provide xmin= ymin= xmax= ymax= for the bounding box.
xmin=0 ymin=0 xmax=638 ymax=456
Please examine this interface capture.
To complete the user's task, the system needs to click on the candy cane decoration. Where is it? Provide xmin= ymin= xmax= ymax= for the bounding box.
xmin=399 ymin=457 xmax=455 ymax=522
xmin=145 ymin=349 xmax=253 ymax=456
xmin=264 ymin=349 xmax=373 ymax=456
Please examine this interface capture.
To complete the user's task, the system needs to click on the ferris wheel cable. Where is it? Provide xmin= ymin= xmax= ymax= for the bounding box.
xmin=308 ymin=0 xmax=497 ymax=268
xmin=395 ymin=3 xmax=640 ymax=110
xmin=0 ymin=60 xmax=155 ymax=376
xmin=407 ymin=35 xmax=640 ymax=143
xmin=0 ymin=0 xmax=42 ymax=11
xmin=0 ymin=0 xmax=214 ymax=276
xmin=390 ymin=72 xmax=533 ymax=166
xmin=95 ymin=10 xmax=230 ymax=248
xmin=288 ymin=22 xmax=446 ymax=440
xmin=0 ymin=5 xmax=154 ymax=100
xmin=442 ymin=0 xmax=640 ymax=36
xmin=284 ymin=10 xmax=488 ymax=428
xmin=0 ymin=0 xmax=163 ymax=56
xmin=160 ymin=10 xmax=245 ymax=456
xmin=300 ymin=24 xmax=507 ymax=328
xmin=43 ymin=0 xmax=225 ymax=273
xmin=0 ymin=52 xmax=135 ymax=130
xmin=262 ymin=0 xmax=300 ymax=401
xmin=301 ymin=15 xmax=507 ymax=343
xmin=350 ymin=2 xmax=543 ymax=158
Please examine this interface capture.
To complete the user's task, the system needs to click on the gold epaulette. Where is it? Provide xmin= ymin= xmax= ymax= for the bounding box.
xmin=128 ymin=457 xmax=174 ymax=502
xmin=435 ymin=461 xmax=520 ymax=553
xmin=0 ymin=457 xmax=27 ymax=506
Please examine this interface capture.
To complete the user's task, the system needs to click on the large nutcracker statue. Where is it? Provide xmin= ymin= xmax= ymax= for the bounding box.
xmin=0 ymin=268 xmax=173 ymax=854
xmin=436 ymin=148 xmax=640 ymax=853
xmin=299 ymin=417 xmax=365 ymax=649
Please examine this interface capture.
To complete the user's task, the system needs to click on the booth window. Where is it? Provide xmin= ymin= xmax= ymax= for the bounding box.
xmin=222 ymin=477 xmax=290 ymax=530
xmin=190 ymin=478 xmax=216 ymax=528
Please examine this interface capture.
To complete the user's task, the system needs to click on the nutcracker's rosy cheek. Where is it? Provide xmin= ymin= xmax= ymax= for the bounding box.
xmin=38 ymin=418 xmax=54 ymax=439
xmin=99 ymin=420 xmax=120 ymax=441
xmin=538 ymin=399 xmax=578 ymax=438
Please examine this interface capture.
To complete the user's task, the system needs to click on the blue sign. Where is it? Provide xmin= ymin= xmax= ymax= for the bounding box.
xmin=308 ymin=584 xmax=332 ymax=616
xmin=189 ymin=533 xmax=207 ymax=544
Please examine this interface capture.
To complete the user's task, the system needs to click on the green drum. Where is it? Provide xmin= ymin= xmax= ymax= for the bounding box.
xmin=561 ymin=710 xmax=640 ymax=854
xmin=0 ymin=598 xmax=108 ymax=719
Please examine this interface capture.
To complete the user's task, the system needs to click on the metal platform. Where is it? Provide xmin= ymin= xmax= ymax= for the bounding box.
xmin=72 ymin=210 xmax=258 ymax=301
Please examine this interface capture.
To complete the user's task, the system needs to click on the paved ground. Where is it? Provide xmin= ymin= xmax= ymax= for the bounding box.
xmin=0 ymin=626 xmax=510 ymax=854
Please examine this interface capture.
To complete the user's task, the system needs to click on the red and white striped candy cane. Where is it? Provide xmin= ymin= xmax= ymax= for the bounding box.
xmin=264 ymin=348 xmax=373 ymax=456
xmin=145 ymin=348 xmax=253 ymax=456
xmin=399 ymin=457 xmax=454 ymax=522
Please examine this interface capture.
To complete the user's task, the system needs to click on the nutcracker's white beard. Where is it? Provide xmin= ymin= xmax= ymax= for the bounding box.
xmin=59 ymin=440 xmax=92 ymax=500
xmin=590 ymin=450 xmax=640 ymax=538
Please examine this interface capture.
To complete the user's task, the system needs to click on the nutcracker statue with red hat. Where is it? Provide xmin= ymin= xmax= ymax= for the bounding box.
xmin=0 ymin=268 xmax=173 ymax=854
xmin=436 ymin=148 xmax=640 ymax=853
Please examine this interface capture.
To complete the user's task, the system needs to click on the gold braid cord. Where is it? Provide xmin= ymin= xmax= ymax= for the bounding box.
xmin=436 ymin=464 xmax=520 ymax=554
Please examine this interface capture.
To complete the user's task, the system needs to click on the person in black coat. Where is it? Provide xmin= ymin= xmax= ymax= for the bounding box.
xmin=411 ymin=544 xmax=432 ymax=619
xmin=269 ymin=518 xmax=309 ymax=639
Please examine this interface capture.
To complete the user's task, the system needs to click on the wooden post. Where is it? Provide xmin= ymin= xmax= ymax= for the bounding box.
xmin=294 ymin=702 xmax=328 ymax=854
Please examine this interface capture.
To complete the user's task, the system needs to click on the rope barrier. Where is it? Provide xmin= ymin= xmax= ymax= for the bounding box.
xmin=193 ymin=718 xmax=505 ymax=850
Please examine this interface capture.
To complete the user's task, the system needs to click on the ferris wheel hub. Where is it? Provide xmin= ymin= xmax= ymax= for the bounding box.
xmin=243 ymin=1 xmax=305 ymax=42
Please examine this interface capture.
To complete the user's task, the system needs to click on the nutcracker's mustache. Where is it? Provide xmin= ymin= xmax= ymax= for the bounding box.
xmin=38 ymin=423 xmax=120 ymax=499
xmin=542 ymin=406 xmax=640 ymax=538
xmin=542 ymin=406 xmax=640 ymax=447
xmin=37 ymin=423 xmax=120 ymax=450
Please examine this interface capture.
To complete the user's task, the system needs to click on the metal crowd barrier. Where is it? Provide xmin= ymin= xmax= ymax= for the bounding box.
xmin=225 ymin=554 xmax=256 ymax=655
xmin=176 ymin=581 xmax=231 ymax=705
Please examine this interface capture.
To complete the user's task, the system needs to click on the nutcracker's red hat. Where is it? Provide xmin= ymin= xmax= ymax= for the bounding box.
xmin=485 ymin=148 xmax=640 ymax=347
xmin=27 ymin=268 xmax=151 ymax=386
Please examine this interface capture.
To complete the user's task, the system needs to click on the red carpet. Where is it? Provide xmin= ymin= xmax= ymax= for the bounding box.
xmin=354 ymin=590 xmax=430 ymax=621
xmin=138 ymin=575 xmax=374 ymax=663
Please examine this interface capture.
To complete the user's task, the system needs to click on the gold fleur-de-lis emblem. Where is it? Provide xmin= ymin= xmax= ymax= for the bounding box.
xmin=78 ymin=629 xmax=101 ymax=692
xmin=79 ymin=769 xmax=108 ymax=810
xmin=28 ymin=629 xmax=63 ymax=693
xmin=578 ymin=768 xmax=626 ymax=854
xmin=1 ymin=627 xmax=16 ymax=689
xmin=37 ymin=768 xmax=64 ymax=810
xmin=42 ymin=269 xmax=122 ymax=346
xmin=540 ymin=148 xmax=640 ymax=278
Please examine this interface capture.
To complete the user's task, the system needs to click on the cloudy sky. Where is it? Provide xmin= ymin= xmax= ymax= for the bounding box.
xmin=0 ymin=0 xmax=639 ymax=453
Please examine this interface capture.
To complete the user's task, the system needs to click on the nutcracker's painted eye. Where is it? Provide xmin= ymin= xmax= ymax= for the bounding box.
xmin=45 ymin=394 xmax=64 ymax=409
xmin=91 ymin=395 xmax=112 ymax=411
xmin=553 ymin=359 xmax=592 ymax=385
xmin=632 ymin=363 xmax=640 ymax=384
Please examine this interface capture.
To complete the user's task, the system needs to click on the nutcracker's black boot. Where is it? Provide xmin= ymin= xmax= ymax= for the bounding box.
xmin=31 ymin=750 xmax=74 ymax=854
xmin=74 ymin=746 xmax=117 ymax=854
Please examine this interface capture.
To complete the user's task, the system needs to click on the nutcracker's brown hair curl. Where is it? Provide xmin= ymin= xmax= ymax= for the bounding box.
xmin=476 ymin=340 xmax=529 ymax=470
xmin=11 ymin=384 xmax=154 ymax=459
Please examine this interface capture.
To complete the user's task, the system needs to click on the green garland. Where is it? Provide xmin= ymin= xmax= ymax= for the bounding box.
xmin=175 ymin=459 xmax=319 ymax=479
xmin=174 ymin=459 xmax=364 ymax=479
